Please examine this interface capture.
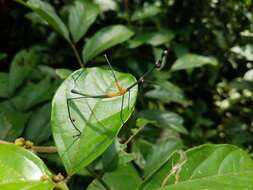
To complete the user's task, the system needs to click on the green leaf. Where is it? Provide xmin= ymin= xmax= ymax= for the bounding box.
xmin=0 ymin=144 xmax=55 ymax=190
xmin=128 ymin=30 xmax=175 ymax=48
xmin=82 ymin=25 xmax=134 ymax=63
xmin=144 ymin=81 xmax=187 ymax=105
xmin=131 ymin=139 xmax=154 ymax=169
xmin=11 ymin=77 xmax=53 ymax=111
xmin=231 ymin=44 xmax=253 ymax=61
xmin=142 ymin=144 xmax=253 ymax=190
xmin=16 ymin=0 xmax=70 ymax=41
xmin=244 ymin=69 xmax=253 ymax=81
xmin=131 ymin=3 xmax=161 ymax=21
xmin=0 ymin=112 xmax=30 ymax=141
xmin=139 ymin=110 xmax=187 ymax=134
xmin=102 ymin=139 xmax=135 ymax=172
xmin=144 ymin=139 xmax=182 ymax=180
xmin=25 ymin=103 xmax=51 ymax=144
xmin=94 ymin=0 xmax=118 ymax=12
xmin=69 ymin=0 xmax=99 ymax=43
xmin=0 ymin=72 xmax=9 ymax=98
xmin=55 ymin=68 xmax=73 ymax=79
xmin=87 ymin=164 xmax=142 ymax=190
xmin=171 ymin=53 xmax=218 ymax=71
xmin=51 ymin=67 xmax=138 ymax=174
xmin=8 ymin=49 xmax=38 ymax=95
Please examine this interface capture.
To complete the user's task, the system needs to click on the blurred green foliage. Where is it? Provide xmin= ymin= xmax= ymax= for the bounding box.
xmin=1 ymin=0 xmax=253 ymax=189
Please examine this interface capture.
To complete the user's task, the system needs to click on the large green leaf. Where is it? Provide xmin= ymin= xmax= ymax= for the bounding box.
xmin=171 ymin=53 xmax=218 ymax=71
xmin=141 ymin=144 xmax=253 ymax=190
xmin=82 ymin=25 xmax=134 ymax=63
xmin=0 ymin=144 xmax=55 ymax=190
xmin=16 ymin=0 xmax=69 ymax=41
xmin=51 ymin=67 xmax=138 ymax=174
xmin=87 ymin=164 xmax=142 ymax=190
xmin=139 ymin=110 xmax=187 ymax=134
xmin=68 ymin=0 xmax=99 ymax=43
xmin=8 ymin=49 xmax=38 ymax=95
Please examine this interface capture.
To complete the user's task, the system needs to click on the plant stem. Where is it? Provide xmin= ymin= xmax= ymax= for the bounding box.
xmin=0 ymin=139 xmax=57 ymax=154
xmin=69 ymin=41 xmax=85 ymax=68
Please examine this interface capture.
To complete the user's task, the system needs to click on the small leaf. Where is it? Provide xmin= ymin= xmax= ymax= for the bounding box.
xmin=244 ymin=69 xmax=253 ymax=81
xmin=144 ymin=81 xmax=187 ymax=105
xmin=144 ymin=139 xmax=182 ymax=180
xmin=94 ymin=0 xmax=118 ymax=12
xmin=82 ymin=25 xmax=134 ymax=63
xmin=131 ymin=139 xmax=154 ymax=169
xmin=8 ymin=49 xmax=38 ymax=95
xmin=131 ymin=4 xmax=161 ymax=21
xmin=0 ymin=144 xmax=55 ymax=190
xmin=102 ymin=139 xmax=135 ymax=172
xmin=139 ymin=110 xmax=187 ymax=134
xmin=51 ymin=67 xmax=138 ymax=174
xmin=231 ymin=44 xmax=253 ymax=61
xmin=171 ymin=53 xmax=218 ymax=71
xmin=25 ymin=103 xmax=51 ymax=144
xmin=142 ymin=144 xmax=253 ymax=190
xmin=0 ymin=72 xmax=9 ymax=98
xmin=128 ymin=30 xmax=175 ymax=48
xmin=69 ymin=0 xmax=99 ymax=43
xmin=87 ymin=164 xmax=142 ymax=190
xmin=0 ymin=112 xmax=30 ymax=141
xmin=55 ymin=68 xmax=73 ymax=79
xmin=11 ymin=77 xmax=53 ymax=111
xmin=16 ymin=0 xmax=70 ymax=41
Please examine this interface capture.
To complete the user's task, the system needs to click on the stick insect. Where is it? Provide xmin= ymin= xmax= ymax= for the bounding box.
xmin=63 ymin=50 xmax=168 ymax=158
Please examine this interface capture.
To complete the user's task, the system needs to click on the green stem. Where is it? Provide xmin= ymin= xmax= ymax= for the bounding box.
xmin=68 ymin=41 xmax=85 ymax=68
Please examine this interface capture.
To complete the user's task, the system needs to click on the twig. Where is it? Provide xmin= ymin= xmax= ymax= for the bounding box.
xmin=68 ymin=41 xmax=85 ymax=68
xmin=0 ymin=139 xmax=57 ymax=154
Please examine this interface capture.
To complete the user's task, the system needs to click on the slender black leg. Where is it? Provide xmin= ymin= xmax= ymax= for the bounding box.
xmin=120 ymin=94 xmax=125 ymax=124
xmin=72 ymin=69 xmax=85 ymax=83
xmin=104 ymin=54 xmax=118 ymax=84
xmin=67 ymin=98 xmax=82 ymax=137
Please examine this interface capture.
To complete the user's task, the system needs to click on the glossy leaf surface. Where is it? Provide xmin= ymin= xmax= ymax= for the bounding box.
xmin=16 ymin=0 xmax=69 ymax=41
xmin=0 ymin=144 xmax=54 ymax=190
xmin=82 ymin=25 xmax=134 ymax=63
xmin=142 ymin=144 xmax=253 ymax=190
xmin=69 ymin=0 xmax=99 ymax=43
xmin=51 ymin=67 xmax=137 ymax=174
xmin=171 ymin=53 xmax=218 ymax=71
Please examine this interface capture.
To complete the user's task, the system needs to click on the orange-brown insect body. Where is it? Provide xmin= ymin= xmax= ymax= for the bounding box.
xmin=107 ymin=81 xmax=127 ymax=97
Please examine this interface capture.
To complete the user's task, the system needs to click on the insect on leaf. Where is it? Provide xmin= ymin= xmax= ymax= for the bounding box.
xmin=51 ymin=67 xmax=138 ymax=174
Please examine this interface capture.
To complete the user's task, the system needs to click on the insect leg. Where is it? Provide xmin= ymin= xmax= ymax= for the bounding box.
xmin=120 ymin=94 xmax=125 ymax=124
xmin=71 ymin=69 xmax=85 ymax=83
xmin=67 ymin=97 xmax=82 ymax=137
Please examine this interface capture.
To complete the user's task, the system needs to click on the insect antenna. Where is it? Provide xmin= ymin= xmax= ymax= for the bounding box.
xmin=126 ymin=49 xmax=168 ymax=91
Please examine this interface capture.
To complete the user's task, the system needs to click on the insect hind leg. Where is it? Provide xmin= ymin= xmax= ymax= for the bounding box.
xmin=67 ymin=97 xmax=82 ymax=137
